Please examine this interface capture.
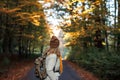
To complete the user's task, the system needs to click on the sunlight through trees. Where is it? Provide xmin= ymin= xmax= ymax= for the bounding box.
xmin=0 ymin=0 xmax=120 ymax=80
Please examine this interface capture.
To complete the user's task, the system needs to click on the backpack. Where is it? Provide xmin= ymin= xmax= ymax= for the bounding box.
xmin=34 ymin=55 xmax=47 ymax=79
xmin=34 ymin=49 xmax=61 ymax=79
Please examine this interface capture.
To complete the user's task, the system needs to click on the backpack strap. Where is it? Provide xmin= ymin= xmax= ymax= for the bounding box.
xmin=42 ymin=48 xmax=49 ymax=58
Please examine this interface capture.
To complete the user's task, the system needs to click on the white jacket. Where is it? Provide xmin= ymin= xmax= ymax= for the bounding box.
xmin=44 ymin=54 xmax=60 ymax=80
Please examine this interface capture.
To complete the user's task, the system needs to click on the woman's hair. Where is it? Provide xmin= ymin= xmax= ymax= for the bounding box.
xmin=50 ymin=36 xmax=59 ymax=48
xmin=47 ymin=48 xmax=61 ymax=57
xmin=43 ymin=36 xmax=61 ymax=57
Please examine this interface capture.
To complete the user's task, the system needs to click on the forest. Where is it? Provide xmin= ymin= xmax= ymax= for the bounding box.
xmin=0 ymin=0 xmax=120 ymax=80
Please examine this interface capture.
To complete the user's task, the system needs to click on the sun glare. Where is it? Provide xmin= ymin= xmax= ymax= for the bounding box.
xmin=52 ymin=27 xmax=60 ymax=37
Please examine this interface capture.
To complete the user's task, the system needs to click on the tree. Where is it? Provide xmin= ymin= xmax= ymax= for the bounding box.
xmin=0 ymin=0 xmax=50 ymax=56
xmin=52 ymin=0 xmax=110 ymax=52
xmin=117 ymin=0 xmax=120 ymax=51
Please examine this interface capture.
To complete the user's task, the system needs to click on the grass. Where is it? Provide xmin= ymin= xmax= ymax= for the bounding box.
xmin=67 ymin=48 xmax=120 ymax=80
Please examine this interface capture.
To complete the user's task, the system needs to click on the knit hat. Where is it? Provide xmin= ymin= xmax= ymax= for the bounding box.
xmin=50 ymin=36 xmax=59 ymax=48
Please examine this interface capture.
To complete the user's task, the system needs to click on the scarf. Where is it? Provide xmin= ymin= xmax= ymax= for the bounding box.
xmin=59 ymin=55 xmax=63 ymax=74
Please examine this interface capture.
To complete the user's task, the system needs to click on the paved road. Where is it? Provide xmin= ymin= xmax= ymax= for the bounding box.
xmin=21 ymin=61 xmax=82 ymax=80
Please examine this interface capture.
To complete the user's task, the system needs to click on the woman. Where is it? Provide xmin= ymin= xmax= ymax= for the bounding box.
xmin=44 ymin=36 xmax=63 ymax=80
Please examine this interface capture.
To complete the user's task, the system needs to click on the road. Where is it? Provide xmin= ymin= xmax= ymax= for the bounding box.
xmin=21 ymin=61 xmax=82 ymax=80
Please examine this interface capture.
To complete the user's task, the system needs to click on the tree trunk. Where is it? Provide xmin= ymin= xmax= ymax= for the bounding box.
xmin=28 ymin=40 xmax=31 ymax=54
xmin=117 ymin=0 xmax=120 ymax=51
xmin=18 ymin=27 xmax=23 ymax=56
xmin=40 ymin=44 xmax=44 ymax=54
xmin=114 ymin=0 xmax=117 ymax=51
xmin=18 ymin=36 xmax=22 ymax=56
xmin=2 ymin=29 xmax=13 ymax=54
xmin=2 ymin=28 xmax=10 ymax=54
